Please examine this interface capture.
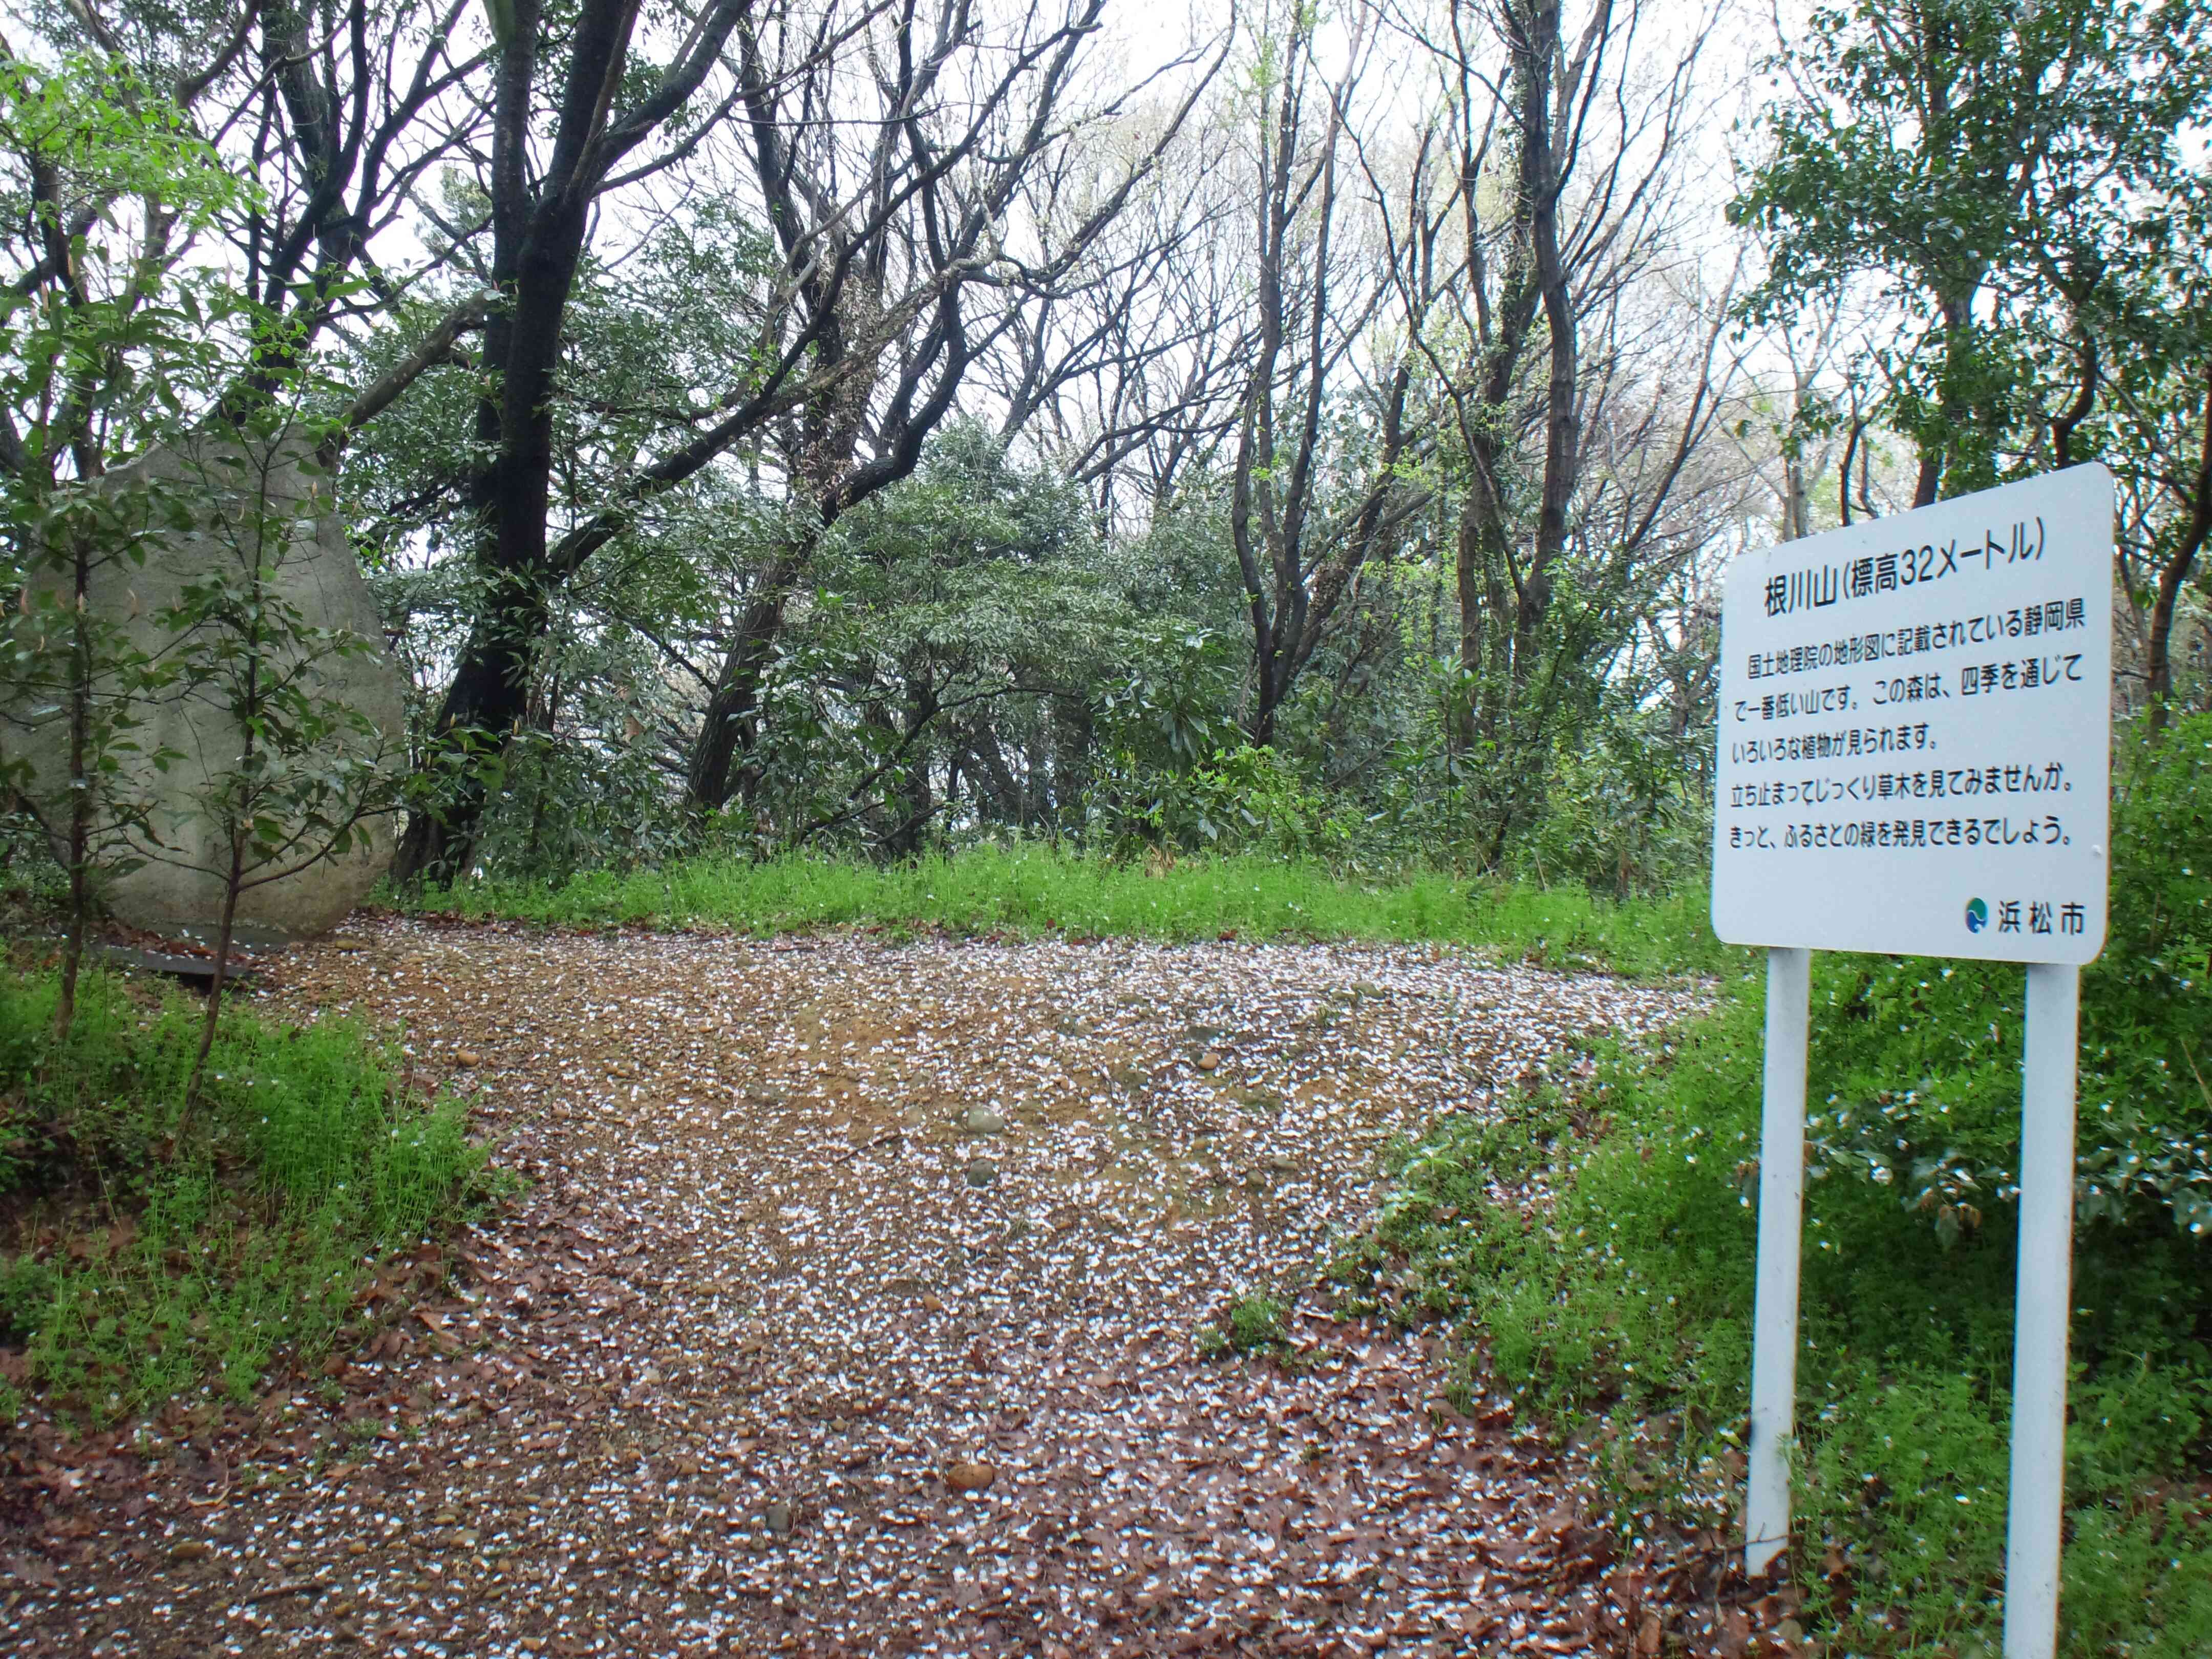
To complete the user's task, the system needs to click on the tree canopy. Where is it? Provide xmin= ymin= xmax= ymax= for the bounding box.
xmin=0 ymin=0 xmax=2205 ymax=890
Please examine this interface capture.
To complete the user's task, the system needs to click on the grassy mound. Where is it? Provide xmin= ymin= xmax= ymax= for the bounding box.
xmin=0 ymin=967 xmax=487 ymax=1423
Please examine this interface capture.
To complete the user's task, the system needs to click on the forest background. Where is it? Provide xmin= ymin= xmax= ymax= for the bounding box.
xmin=0 ymin=0 xmax=2201 ymax=888
xmin=0 ymin=0 xmax=2210 ymax=1652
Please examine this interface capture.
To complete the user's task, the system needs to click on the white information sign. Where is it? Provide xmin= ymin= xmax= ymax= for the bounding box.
xmin=1713 ymin=465 xmax=2114 ymax=963
xmin=1716 ymin=466 xmax=2116 ymax=1659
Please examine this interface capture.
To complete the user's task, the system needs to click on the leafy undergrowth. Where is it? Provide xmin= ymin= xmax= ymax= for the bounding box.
xmin=0 ymin=965 xmax=491 ymax=1425
xmin=1330 ymin=726 xmax=2212 ymax=1656
xmin=406 ymin=844 xmax=1737 ymax=979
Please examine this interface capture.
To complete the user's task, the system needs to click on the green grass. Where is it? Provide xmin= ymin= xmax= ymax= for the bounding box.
xmin=411 ymin=844 xmax=1737 ymax=977
xmin=0 ymin=967 xmax=489 ymax=1423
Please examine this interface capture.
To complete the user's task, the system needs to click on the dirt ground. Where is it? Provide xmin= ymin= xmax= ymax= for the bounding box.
xmin=2 ymin=919 xmax=1802 ymax=1657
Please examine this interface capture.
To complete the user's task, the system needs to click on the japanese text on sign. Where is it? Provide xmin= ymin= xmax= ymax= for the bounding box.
xmin=1711 ymin=467 xmax=2113 ymax=965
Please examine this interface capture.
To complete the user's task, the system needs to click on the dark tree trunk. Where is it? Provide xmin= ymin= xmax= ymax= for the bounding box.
xmin=2146 ymin=373 xmax=2212 ymax=730
xmin=686 ymin=584 xmax=796 ymax=813
xmin=884 ymin=677 xmax=939 ymax=856
xmin=968 ymin=725 xmax=1025 ymax=825
xmin=393 ymin=0 xmax=749 ymax=884
xmin=1914 ymin=291 xmax=1976 ymax=507
xmin=53 ymin=534 xmax=92 ymax=1041
xmin=394 ymin=220 xmax=583 ymax=883
xmin=1050 ymin=700 xmax=1093 ymax=831
xmin=1516 ymin=0 xmax=1577 ymax=685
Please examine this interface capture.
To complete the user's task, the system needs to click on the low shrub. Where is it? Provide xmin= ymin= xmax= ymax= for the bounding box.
xmin=1199 ymin=1291 xmax=1294 ymax=1360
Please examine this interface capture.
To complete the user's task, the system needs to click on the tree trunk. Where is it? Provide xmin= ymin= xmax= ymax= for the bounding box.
xmin=185 ymin=832 xmax=245 ymax=1119
xmin=1915 ymin=291 xmax=1975 ymax=507
xmin=395 ymin=565 xmax=555 ymax=883
xmin=687 ymin=598 xmax=787 ymax=814
xmin=968 ymin=725 xmax=1025 ymax=825
xmin=1455 ymin=451 xmax=1520 ymax=747
xmin=686 ymin=536 xmax=821 ymax=813
xmin=1452 ymin=208 xmax=1540 ymax=745
xmin=1247 ymin=674 xmax=1282 ymax=749
xmin=1050 ymin=700 xmax=1093 ymax=832
xmin=1512 ymin=0 xmax=1576 ymax=687
xmin=186 ymin=556 xmax=271 ymax=1119
xmin=393 ymin=185 xmax=592 ymax=883
xmin=884 ymin=678 xmax=939 ymax=857
xmin=2145 ymin=373 xmax=2212 ymax=730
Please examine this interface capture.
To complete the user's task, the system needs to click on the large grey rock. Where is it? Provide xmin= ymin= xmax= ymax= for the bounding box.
xmin=6 ymin=436 xmax=407 ymax=942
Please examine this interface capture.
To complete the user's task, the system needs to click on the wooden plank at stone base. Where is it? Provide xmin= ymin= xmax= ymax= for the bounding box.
xmin=93 ymin=944 xmax=274 ymax=982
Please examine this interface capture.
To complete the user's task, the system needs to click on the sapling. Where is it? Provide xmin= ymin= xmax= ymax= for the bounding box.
xmin=0 ymin=52 xmax=258 ymax=1038
xmin=133 ymin=424 xmax=401 ymax=1111
xmin=1 ymin=484 xmax=176 ymax=1035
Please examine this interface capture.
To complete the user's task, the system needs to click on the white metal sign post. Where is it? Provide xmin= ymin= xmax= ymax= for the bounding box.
xmin=1711 ymin=465 xmax=2113 ymax=1659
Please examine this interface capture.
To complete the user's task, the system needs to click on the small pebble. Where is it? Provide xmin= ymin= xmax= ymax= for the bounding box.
xmin=944 ymin=1460 xmax=997 ymax=1493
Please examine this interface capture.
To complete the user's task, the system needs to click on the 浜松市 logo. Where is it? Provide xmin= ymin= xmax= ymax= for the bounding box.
xmin=1964 ymin=897 xmax=1989 ymax=933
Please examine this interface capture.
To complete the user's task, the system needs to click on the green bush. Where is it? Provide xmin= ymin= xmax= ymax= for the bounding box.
xmin=1160 ymin=745 xmax=1355 ymax=859
xmin=1335 ymin=718 xmax=2212 ymax=1655
xmin=1514 ymin=704 xmax=1714 ymax=898
xmin=0 ymin=966 xmax=487 ymax=1422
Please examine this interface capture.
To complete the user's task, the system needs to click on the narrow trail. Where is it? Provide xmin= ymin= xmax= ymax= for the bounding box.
xmin=15 ymin=920 xmax=1719 ymax=1657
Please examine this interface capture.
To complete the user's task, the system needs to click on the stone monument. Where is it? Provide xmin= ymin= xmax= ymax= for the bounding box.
xmin=6 ymin=435 xmax=408 ymax=943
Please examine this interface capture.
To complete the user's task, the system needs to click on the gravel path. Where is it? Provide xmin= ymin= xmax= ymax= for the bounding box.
xmin=8 ymin=920 xmax=1719 ymax=1657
